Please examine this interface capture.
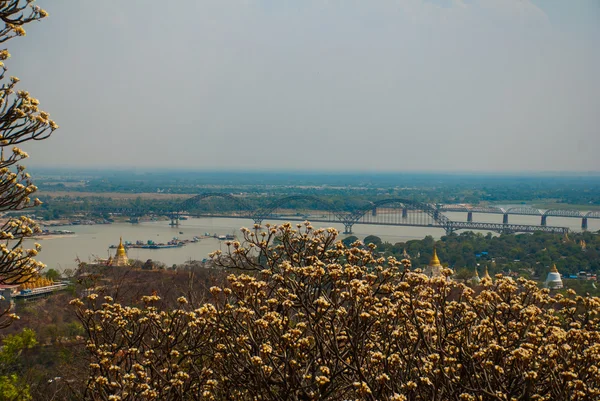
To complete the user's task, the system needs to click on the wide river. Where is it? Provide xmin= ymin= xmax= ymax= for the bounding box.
xmin=26 ymin=213 xmax=599 ymax=273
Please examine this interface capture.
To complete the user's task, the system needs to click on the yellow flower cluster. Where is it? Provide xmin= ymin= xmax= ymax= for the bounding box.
xmin=75 ymin=223 xmax=600 ymax=400
xmin=0 ymin=0 xmax=58 ymax=329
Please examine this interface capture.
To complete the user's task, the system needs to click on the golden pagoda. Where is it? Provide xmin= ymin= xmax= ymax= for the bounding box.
xmin=424 ymin=248 xmax=443 ymax=278
xmin=471 ymin=267 xmax=481 ymax=284
xmin=112 ymin=237 xmax=129 ymax=266
xmin=402 ymin=248 xmax=411 ymax=260
xmin=430 ymin=248 xmax=441 ymax=267
xmin=482 ymin=265 xmax=492 ymax=281
xmin=19 ymin=275 xmax=53 ymax=291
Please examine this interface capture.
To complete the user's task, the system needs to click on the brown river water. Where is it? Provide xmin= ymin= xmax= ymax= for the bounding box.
xmin=25 ymin=214 xmax=599 ymax=272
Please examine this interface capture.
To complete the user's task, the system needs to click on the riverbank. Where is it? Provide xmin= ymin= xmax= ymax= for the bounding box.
xmin=32 ymin=234 xmax=78 ymax=240
xmin=42 ymin=218 xmax=111 ymax=227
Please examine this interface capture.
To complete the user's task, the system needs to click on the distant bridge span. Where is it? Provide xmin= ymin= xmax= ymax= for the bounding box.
xmin=437 ymin=204 xmax=599 ymax=229
xmin=158 ymin=194 xmax=577 ymax=235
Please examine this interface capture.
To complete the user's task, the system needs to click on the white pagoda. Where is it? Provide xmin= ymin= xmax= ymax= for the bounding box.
xmin=545 ymin=264 xmax=563 ymax=289
xmin=471 ymin=267 xmax=481 ymax=285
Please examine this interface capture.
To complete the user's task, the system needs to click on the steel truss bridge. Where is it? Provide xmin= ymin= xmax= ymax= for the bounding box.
xmin=115 ymin=193 xmax=594 ymax=236
xmin=437 ymin=205 xmax=600 ymax=230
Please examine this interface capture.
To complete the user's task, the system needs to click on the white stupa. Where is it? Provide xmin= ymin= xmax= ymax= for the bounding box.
xmin=545 ymin=264 xmax=563 ymax=289
xmin=471 ymin=267 xmax=481 ymax=285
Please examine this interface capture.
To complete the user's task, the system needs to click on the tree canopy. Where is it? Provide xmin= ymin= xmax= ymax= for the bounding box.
xmin=373 ymin=231 xmax=600 ymax=279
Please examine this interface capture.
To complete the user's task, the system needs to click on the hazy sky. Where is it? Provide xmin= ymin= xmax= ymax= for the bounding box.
xmin=10 ymin=0 xmax=600 ymax=172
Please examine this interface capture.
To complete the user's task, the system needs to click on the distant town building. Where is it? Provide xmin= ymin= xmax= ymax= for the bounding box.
xmin=546 ymin=264 xmax=563 ymax=289
xmin=112 ymin=237 xmax=129 ymax=266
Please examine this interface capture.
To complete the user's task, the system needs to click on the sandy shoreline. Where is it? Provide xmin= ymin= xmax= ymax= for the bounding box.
xmin=31 ymin=234 xmax=78 ymax=240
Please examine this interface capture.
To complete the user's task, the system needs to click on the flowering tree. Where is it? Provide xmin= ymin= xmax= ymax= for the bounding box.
xmin=0 ymin=0 xmax=57 ymax=328
xmin=74 ymin=223 xmax=600 ymax=400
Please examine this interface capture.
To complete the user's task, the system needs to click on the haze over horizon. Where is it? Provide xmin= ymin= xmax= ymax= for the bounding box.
xmin=11 ymin=0 xmax=600 ymax=173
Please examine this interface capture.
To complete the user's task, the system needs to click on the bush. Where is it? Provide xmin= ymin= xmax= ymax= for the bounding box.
xmin=74 ymin=223 xmax=600 ymax=400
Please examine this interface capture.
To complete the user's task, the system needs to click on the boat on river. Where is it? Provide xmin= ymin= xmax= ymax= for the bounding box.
xmin=141 ymin=243 xmax=183 ymax=249
xmin=109 ymin=238 xmax=195 ymax=249
xmin=38 ymin=229 xmax=76 ymax=236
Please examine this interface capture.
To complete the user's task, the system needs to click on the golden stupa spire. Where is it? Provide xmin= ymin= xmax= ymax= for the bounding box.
xmin=112 ymin=237 xmax=130 ymax=266
xmin=550 ymin=264 xmax=558 ymax=273
xmin=483 ymin=265 xmax=492 ymax=280
xmin=474 ymin=267 xmax=480 ymax=278
xmin=117 ymin=237 xmax=127 ymax=256
xmin=429 ymin=247 xmax=441 ymax=267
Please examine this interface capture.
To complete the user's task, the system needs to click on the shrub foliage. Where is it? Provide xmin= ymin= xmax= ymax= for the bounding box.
xmin=74 ymin=223 xmax=600 ymax=400
xmin=0 ymin=0 xmax=57 ymax=328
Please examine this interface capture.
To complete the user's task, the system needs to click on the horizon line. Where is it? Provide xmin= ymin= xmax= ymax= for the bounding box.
xmin=26 ymin=165 xmax=600 ymax=177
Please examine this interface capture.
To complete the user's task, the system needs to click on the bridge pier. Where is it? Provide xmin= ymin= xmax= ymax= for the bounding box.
xmin=582 ymin=217 xmax=588 ymax=230
xmin=467 ymin=211 xmax=473 ymax=222
xmin=503 ymin=213 xmax=508 ymax=224
xmin=372 ymin=208 xmax=377 ymax=217
xmin=541 ymin=215 xmax=547 ymax=226
xmin=253 ymin=218 xmax=263 ymax=225
xmin=402 ymin=208 xmax=408 ymax=218
xmin=343 ymin=222 xmax=354 ymax=235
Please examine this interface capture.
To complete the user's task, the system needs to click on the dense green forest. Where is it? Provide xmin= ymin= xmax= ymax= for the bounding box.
xmin=25 ymin=169 xmax=600 ymax=222
xmin=32 ymin=169 xmax=600 ymax=206
xmin=353 ymin=231 xmax=600 ymax=279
